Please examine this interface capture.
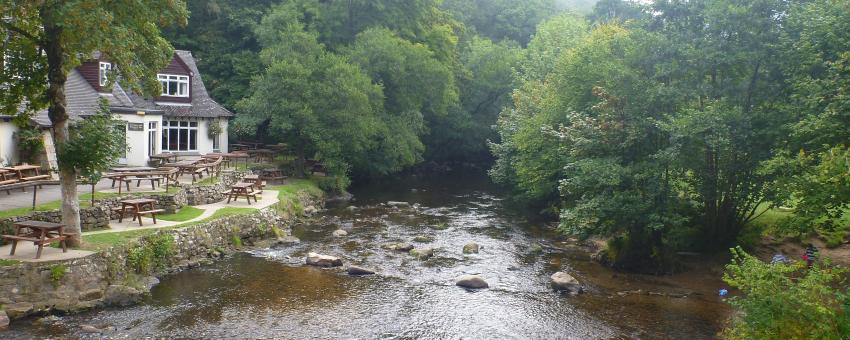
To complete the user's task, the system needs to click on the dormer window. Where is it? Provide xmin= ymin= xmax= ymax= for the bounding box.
xmin=99 ymin=62 xmax=112 ymax=87
xmin=158 ymin=74 xmax=189 ymax=97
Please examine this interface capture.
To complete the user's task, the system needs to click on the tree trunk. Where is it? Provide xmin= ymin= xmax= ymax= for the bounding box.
xmin=42 ymin=4 xmax=82 ymax=247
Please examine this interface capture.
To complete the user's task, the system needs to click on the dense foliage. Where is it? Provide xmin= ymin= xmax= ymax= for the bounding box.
xmin=490 ymin=0 xmax=850 ymax=270
xmin=168 ymin=0 xmax=592 ymax=182
xmin=722 ymin=247 xmax=850 ymax=339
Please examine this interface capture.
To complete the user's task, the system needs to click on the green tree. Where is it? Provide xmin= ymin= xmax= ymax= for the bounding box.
xmin=0 ymin=0 xmax=187 ymax=246
xmin=722 ymin=247 xmax=850 ymax=339
xmin=59 ymin=102 xmax=126 ymax=206
xmin=442 ymin=0 xmax=559 ymax=46
xmin=163 ymin=0 xmax=278 ymax=110
xmin=237 ymin=6 xmax=423 ymax=182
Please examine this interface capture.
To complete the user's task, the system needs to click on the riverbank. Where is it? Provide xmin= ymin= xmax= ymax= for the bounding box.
xmin=0 ymin=180 xmax=324 ymax=329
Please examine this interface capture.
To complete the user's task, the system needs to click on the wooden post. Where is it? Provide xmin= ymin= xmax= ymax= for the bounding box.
xmin=31 ymin=184 xmax=37 ymax=209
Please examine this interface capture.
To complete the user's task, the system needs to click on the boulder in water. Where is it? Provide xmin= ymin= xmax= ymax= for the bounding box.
xmin=550 ymin=271 xmax=582 ymax=295
xmin=409 ymin=247 xmax=434 ymax=260
xmin=387 ymin=201 xmax=410 ymax=208
xmin=80 ymin=324 xmax=103 ymax=334
xmin=386 ymin=243 xmax=414 ymax=252
xmin=413 ymin=235 xmax=434 ymax=243
xmin=456 ymin=275 xmax=489 ymax=289
xmin=0 ymin=311 xmax=8 ymax=331
xmin=463 ymin=242 xmax=480 ymax=254
xmin=332 ymin=229 xmax=348 ymax=237
xmin=306 ymin=252 xmax=343 ymax=267
xmin=347 ymin=265 xmax=376 ymax=276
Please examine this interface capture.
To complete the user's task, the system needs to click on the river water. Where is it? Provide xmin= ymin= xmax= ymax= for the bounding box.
xmin=9 ymin=172 xmax=730 ymax=339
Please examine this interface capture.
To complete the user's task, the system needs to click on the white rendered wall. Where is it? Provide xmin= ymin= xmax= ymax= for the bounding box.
xmin=0 ymin=121 xmax=18 ymax=166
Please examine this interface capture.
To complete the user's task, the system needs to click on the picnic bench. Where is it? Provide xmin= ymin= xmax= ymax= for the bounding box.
xmin=305 ymin=159 xmax=327 ymax=175
xmin=225 ymin=182 xmax=258 ymax=204
xmin=0 ymin=179 xmax=60 ymax=209
xmin=242 ymin=174 xmax=267 ymax=190
xmin=149 ymin=152 xmax=178 ymax=166
xmin=116 ymin=198 xmax=163 ymax=226
xmin=1 ymin=220 xmax=68 ymax=259
xmin=260 ymin=168 xmax=287 ymax=182
xmin=1 ymin=164 xmax=49 ymax=192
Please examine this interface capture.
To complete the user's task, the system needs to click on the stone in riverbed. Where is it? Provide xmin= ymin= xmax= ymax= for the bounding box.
xmin=332 ymin=229 xmax=348 ymax=237
xmin=550 ymin=271 xmax=582 ymax=295
xmin=347 ymin=265 xmax=376 ymax=275
xmin=386 ymin=243 xmax=414 ymax=252
xmin=4 ymin=302 xmax=33 ymax=319
xmin=387 ymin=201 xmax=410 ymax=208
xmin=103 ymin=285 xmax=144 ymax=306
xmin=80 ymin=324 xmax=102 ymax=334
xmin=409 ymin=247 xmax=434 ymax=260
xmin=306 ymin=252 xmax=343 ymax=267
xmin=463 ymin=242 xmax=480 ymax=254
xmin=456 ymin=275 xmax=489 ymax=289
xmin=0 ymin=311 xmax=8 ymax=331
xmin=413 ymin=235 xmax=434 ymax=243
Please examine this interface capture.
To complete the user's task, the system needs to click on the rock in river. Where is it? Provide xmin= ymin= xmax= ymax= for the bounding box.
xmin=332 ymin=229 xmax=348 ymax=237
xmin=463 ymin=242 xmax=480 ymax=254
xmin=409 ymin=247 xmax=434 ymax=260
xmin=386 ymin=242 xmax=414 ymax=252
xmin=550 ymin=271 xmax=582 ymax=295
xmin=347 ymin=265 xmax=376 ymax=275
xmin=456 ymin=275 xmax=489 ymax=289
xmin=387 ymin=201 xmax=410 ymax=208
xmin=306 ymin=252 xmax=343 ymax=267
xmin=0 ymin=311 xmax=9 ymax=331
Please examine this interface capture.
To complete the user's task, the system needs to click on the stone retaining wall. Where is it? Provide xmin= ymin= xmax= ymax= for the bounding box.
xmin=0 ymin=171 xmax=246 ymax=240
xmin=0 ymin=189 xmax=321 ymax=321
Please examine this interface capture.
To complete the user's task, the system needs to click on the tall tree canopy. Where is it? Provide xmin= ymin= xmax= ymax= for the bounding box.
xmin=0 ymin=0 xmax=187 ymax=245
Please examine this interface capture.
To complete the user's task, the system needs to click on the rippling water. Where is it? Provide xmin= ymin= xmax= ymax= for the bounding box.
xmin=8 ymin=172 xmax=730 ymax=339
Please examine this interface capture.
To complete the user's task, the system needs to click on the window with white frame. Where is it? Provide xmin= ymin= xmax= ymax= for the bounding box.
xmin=158 ymin=74 xmax=189 ymax=97
xmin=161 ymin=120 xmax=198 ymax=151
xmin=99 ymin=62 xmax=112 ymax=87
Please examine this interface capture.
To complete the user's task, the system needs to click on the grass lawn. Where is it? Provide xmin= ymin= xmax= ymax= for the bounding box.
xmin=268 ymin=178 xmax=323 ymax=203
xmin=157 ymin=206 xmax=205 ymax=222
xmin=0 ymin=259 xmax=20 ymax=266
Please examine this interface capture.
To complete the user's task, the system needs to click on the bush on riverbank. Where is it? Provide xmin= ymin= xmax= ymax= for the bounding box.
xmin=721 ymin=247 xmax=850 ymax=339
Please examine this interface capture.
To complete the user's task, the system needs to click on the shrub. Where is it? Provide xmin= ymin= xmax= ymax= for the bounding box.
xmin=313 ymin=176 xmax=347 ymax=194
xmin=49 ymin=264 xmax=67 ymax=286
xmin=126 ymin=233 xmax=176 ymax=275
xmin=721 ymin=247 xmax=850 ymax=339
xmin=15 ymin=125 xmax=44 ymax=164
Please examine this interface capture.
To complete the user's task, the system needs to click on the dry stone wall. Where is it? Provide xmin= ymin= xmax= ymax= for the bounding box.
xmin=0 ymin=191 xmax=321 ymax=321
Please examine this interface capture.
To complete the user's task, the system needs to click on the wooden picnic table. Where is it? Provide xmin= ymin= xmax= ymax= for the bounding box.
xmin=117 ymin=198 xmax=162 ymax=226
xmin=0 ymin=180 xmax=59 ymax=208
xmin=237 ymin=141 xmax=264 ymax=149
xmin=150 ymin=152 xmax=178 ymax=164
xmin=111 ymin=166 xmax=157 ymax=173
xmin=2 ymin=164 xmax=49 ymax=191
xmin=226 ymin=182 xmax=257 ymax=204
xmin=249 ymin=149 xmax=275 ymax=163
xmin=229 ymin=152 xmax=251 ymax=168
xmin=2 ymin=220 xmax=68 ymax=259
xmin=242 ymin=174 xmax=266 ymax=189
xmin=260 ymin=168 xmax=286 ymax=181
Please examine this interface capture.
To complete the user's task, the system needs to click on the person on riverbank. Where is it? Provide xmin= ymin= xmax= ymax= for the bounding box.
xmin=803 ymin=244 xmax=818 ymax=267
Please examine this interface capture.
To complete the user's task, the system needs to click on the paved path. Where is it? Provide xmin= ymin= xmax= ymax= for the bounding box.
xmin=0 ymin=189 xmax=281 ymax=262
xmin=0 ymin=178 xmax=115 ymax=210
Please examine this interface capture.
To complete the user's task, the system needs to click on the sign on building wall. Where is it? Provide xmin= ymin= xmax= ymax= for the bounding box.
xmin=127 ymin=123 xmax=144 ymax=131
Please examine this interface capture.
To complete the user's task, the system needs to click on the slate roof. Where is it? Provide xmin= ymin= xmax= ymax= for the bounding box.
xmin=30 ymin=50 xmax=231 ymax=127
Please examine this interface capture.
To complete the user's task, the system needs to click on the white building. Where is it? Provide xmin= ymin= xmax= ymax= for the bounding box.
xmin=0 ymin=50 xmax=232 ymax=168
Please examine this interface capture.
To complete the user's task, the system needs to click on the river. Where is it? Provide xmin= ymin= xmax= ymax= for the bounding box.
xmin=8 ymin=171 xmax=730 ymax=339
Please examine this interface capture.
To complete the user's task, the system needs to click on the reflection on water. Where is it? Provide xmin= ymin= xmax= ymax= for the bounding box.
xmin=7 ymin=171 xmax=729 ymax=339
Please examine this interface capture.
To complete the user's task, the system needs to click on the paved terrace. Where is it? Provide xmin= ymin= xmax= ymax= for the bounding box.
xmin=0 ymin=171 xmax=284 ymax=263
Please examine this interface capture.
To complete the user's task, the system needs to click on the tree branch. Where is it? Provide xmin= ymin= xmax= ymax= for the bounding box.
xmin=0 ymin=21 xmax=41 ymax=45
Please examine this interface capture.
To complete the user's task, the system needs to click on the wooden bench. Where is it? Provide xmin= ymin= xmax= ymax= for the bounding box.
xmin=0 ymin=178 xmax=19 ymax=195
xmin=136 ymin=209 xmax=165 ymax=224
xmin=125 ymin=175 xmax=165 ymax=190
xmin=2 ymin=221 xmax=68 ymax=259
